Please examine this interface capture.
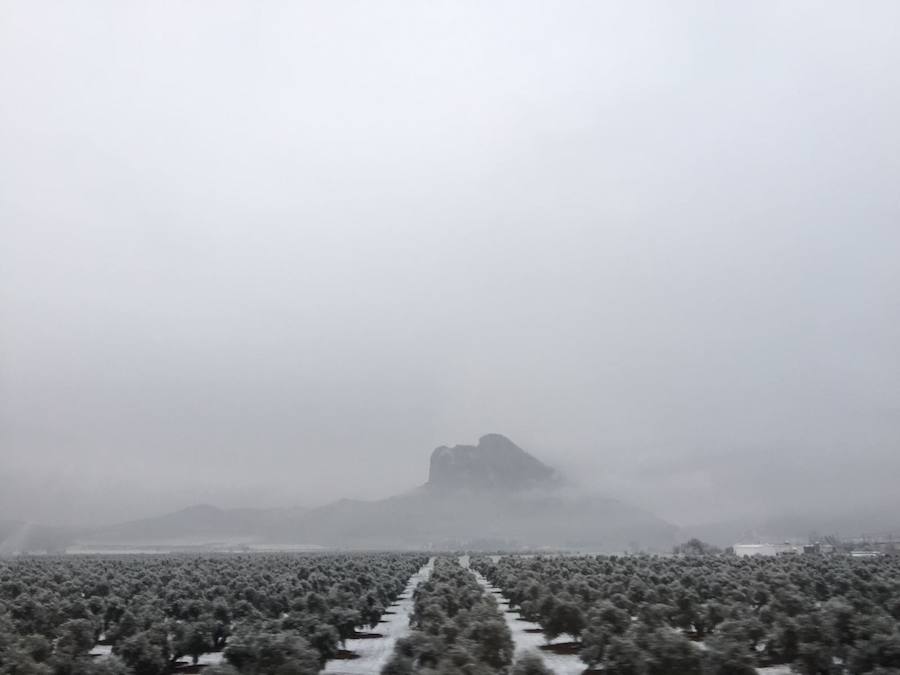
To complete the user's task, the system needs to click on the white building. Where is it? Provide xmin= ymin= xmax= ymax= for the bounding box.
xmin=850 ymin=550 xmax=882 ymax=558
xmin=734 ymin=543 xmax=803 ymax=557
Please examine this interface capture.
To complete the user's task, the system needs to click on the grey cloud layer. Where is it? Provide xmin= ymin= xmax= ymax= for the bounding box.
xmin=2 ymin=1 xmax=899 ymax=527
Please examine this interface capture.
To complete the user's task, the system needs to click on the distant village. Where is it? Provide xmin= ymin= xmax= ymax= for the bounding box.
xmin=732 ymin=538 xmax=899 ymax=557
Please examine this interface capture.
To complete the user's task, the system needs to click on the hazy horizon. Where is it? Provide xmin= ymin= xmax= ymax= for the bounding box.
xmin=3 ymin=1 xmax=899 ymax=532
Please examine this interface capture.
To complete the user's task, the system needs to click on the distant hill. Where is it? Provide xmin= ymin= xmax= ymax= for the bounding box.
xmin=685 ymin=506 xmax=900 ymax=548
xmin=281 ymin=434 xmax=678 ymax=550
xmin=12 ymin=436 xmax=899 ymax=555
xmin=81 ymin=504 xmax=309 ymax=548
xmin=74 ymin=434 xmax=679 ymax=552
xmin=0 ymin=520 xmax=73 ymax=556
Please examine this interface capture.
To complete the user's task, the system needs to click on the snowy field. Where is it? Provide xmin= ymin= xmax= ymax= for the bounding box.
xmin=323 ymin=557 xmax=434 ymax=675
xmin=757 ymin=667 xmax=793 ymax=675
xmin=89 ymin=557 xmax=794 ymax=675
xmin=89 ymin=643 xmax=227 ymax=666
xmin=462 ymin=557 xmax=586 ymax=675
xmin=469 ymin=559 xmax=796 ymax=675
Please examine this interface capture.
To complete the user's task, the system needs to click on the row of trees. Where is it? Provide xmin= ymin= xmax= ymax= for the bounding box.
xmin=0 ymin=553 xmax=427 ymax=675
xmin=472 ymin=554 xmax=900 ymax=675
xmin=382 ymin=557 xmax=521 ymax=675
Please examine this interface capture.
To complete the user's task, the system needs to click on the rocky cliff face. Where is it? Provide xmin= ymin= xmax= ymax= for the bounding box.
xmin=426 ymin=433 xmax=559 ymax=492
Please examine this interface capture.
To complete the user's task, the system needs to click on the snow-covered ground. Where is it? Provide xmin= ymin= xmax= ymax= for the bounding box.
xmin=88 ymin=556 xmax=790 ymax=675
xmin=757 ymin=666 xmax=792 ymax=675
xmin=463 ymin=559 xmax=585 ymax=675
xmin=323 ymin=557 xmax=434 ymax=675
xmin=182 ymin=651 xmax=226 ymax=666
xmin=89 ymin=643 xmax=226 ymax=667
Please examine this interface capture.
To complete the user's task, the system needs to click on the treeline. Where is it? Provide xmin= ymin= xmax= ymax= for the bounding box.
xmin=0 ymin=553 xmax=426 ymax=675
xmin=472 ymin=554 xmax=900 ymax=675
xmin=382 ymin=558 xmax=516 ymax=675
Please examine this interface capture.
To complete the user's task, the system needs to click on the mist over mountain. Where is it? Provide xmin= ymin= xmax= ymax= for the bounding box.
xmin=426 ymin=433 xmax=561 ymax=492
xmin=684 ymin=505 xmax=900 ymax=549
xmin=3 ymin=1 xmax=900 ymax=545
xmin=80 ymin=504 xmax=309 ymax=545
xmin=11 ymin=435 xmax=676 ymax=553
xmin=5 ymin=432 xmax=900 ymax=556
xmin=286 ymin=434 xmax=677 ymax=550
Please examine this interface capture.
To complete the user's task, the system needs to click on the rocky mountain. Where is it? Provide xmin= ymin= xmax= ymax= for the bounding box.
xmin=68 ymin=434 xmax=678 ymax=552
xmin=11 ymin=437 xmax=899 ymax=555
xmin=426 ymin=433 xmax=560 ymax=492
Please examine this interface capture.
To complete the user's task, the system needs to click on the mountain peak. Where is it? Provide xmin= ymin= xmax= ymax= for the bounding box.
xmin=63 ymin=434 xmax=676 ymax=552
xmin=426 ymin=434 xmax=559 ymax=492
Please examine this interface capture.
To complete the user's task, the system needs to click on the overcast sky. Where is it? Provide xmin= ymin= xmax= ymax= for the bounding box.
xmin=2 ymin=1 xmax=899 ymax=528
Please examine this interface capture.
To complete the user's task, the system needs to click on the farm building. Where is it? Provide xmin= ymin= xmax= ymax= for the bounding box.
xmin=733 ymin=543 xmax=803 ymax=557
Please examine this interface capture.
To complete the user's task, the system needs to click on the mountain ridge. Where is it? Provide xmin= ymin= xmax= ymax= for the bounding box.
xmin=5 ymin=434 xmax=679 ymax=553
